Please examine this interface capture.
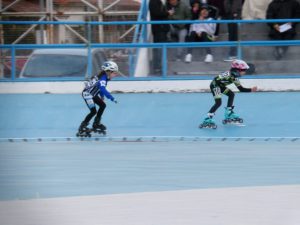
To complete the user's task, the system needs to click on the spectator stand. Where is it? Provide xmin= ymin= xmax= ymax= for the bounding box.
xmin=1 ymin=18 xmax=300 ymax=81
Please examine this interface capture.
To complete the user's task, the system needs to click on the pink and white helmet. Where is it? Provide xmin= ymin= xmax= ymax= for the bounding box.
xmin=231 ymin=59 xmax=249 ymax=70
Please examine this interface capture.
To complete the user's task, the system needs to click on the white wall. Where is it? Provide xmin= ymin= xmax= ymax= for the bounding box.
xmin=1 ymin=79 xmax=300 ymax=94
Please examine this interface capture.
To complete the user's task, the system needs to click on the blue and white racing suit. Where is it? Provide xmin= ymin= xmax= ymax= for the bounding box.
xmin=81 ymin=72 xmax=115 ymax=125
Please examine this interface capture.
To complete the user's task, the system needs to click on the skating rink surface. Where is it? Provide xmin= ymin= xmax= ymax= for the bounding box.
xmin=0 ymin=92 xmax=300 ymax=225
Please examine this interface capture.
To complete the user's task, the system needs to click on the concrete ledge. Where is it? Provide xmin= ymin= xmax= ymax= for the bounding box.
xmin=0 ymin=136 xmax=299 ymax=143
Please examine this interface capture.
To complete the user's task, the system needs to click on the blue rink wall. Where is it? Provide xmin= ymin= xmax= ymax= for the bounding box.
xmin=0 ymin=92 xmax=300 ymax=200
xmin=0 ymin=92 xmax=300 ymax=139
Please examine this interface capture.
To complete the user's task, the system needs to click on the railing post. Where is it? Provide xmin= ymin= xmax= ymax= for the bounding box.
xmin=129 ymin=51 xmax=134 ymax=77
xmin=86 ymin=22 xmax=92 ymax=79
xmin=142 ymin=0 xmax=148 ymax=42
xmin=11 ymin=46 xmax=16 ymax=80
xmin=162 ymin=44 xmax=167 ymax=78
xmin=237 ymin=21 xmax=242 ymax=59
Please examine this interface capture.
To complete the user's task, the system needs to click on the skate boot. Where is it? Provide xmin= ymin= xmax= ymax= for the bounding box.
xmin=199 ymin=113 xmax=217 ymax=129
xmin=92 ymin=121 xmax=107 ymax=135
xmin=76 ymin=121 xmax=91 ymax=137
xmin=222 ymin=106 xmax=243 ymax=124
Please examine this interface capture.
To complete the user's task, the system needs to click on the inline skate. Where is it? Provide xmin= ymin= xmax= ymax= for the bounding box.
xmin=199 ymin=116 xmax=217 ymax=129
xmin=76 ymin=121 xmax=91 ymax=137
xmin=92 ymin=122 xmax=107 ymax=135
xmin=222 ymin=106 xmax=243 ymax=124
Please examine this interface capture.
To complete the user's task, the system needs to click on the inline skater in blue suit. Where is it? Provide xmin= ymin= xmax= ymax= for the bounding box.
xmin=77 ymin=61 xmax=118 ymax=137
xmin=199 ymin=59 xmax=258 ymax=129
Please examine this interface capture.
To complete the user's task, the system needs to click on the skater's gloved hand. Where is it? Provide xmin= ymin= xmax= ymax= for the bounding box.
xmin=251 ymin=86 xmax=258 ymax=92
xmin=113 ymin=99 xmax=118 ymax=104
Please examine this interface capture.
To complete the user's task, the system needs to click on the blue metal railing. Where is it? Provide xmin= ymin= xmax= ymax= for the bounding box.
xmin=1 ymin=19 xmax=300 ymax=81
xmin=2 ymin=18 xmax=300 ymax=25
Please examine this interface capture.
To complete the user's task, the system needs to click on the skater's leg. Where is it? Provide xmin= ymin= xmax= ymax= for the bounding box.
xmin=223 ymin=89 xmax=242 ymax=120
xmin=200 ymin=97 xmax=221 ymax=128
xmin=94 ymin=100 xmax=106 ymax=123
xmin=208 ymin=98 xmax=222 ymax=115
xmin=83 ymin=107 xmax=97 ymax=124
xmin=201 ymin=98 xmax=221 ymax=126
xmin=77 ymin=107 xmax=96 ymax=136
xmin=203 ymin=86 xmax=222 ymax=122
xmin=93 ymin=96 xmax=107 ymax=130
xmin=208 ymin=85 xmax=223 ymax=114
xmin=199 ymin=85 xmax=223 ymax=129
xmin=77 ymin=92 xmax=98 ymax=136
xmin=81 ymin=91 xmax=97 ymax=125
xmin=77 ymin=107 xmax=96 ymax=134
xmin=224 ymin=89 xmax=234 ymax=108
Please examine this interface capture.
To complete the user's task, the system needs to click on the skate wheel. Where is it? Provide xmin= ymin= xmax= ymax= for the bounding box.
xmin=212 ymin=124 xmax=217 ymax=129
xmin=222 ymin=120 xmax=226 ymax=124
xmin=239 ymin=118 xmax=243 ymax=123
xmin=199 ymin=124 xmax=204 ymax=129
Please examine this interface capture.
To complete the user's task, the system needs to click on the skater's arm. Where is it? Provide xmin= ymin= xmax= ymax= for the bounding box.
xmin=236 ymin=85 xmax=251 ymax=92
xmin=97 ymin=80 xmax=115 ymax=101
xmin=236 ymin=85 xmax=258 ymax=92
xmin=233 ymin=78 xmax=253 ymax=92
